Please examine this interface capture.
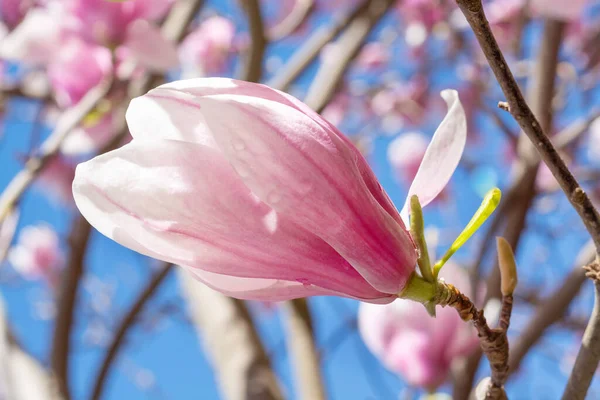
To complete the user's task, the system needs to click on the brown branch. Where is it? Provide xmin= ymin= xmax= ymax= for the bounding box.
xmin=509 ymin=242 xmax=596 ymax=375
xmin=179 ymin=270 xmax=284 ymax=400
xmin=304 ymin=0 xmax=395 ymax=112
xmin=284 ymin=299 xmax=327 ymax=400
xmin=0 ymin=79 xmax=113 ymax=224
xmin=267 ymin=0 xmax=370 ymax=92
xmin=239 ymin=0 xmax=267 ymax=83
xmin=89 ymin=263 xmax=174 ymax=400
xmin=562 ymin=276 xmax=600 ymax=400
xmin=455 ymin=17 xmax=565 ymax=398
xmin=455 ymin=0 xmax=600 ymax=252
xmin=436 ymin=284 xmax=511 ymax=399
xmin=51 ymin=215 xmax=92 ymax=400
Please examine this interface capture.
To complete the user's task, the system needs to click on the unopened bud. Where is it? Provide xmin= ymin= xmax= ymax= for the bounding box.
xmin=496 ymin=237 xmax=518 ymax=296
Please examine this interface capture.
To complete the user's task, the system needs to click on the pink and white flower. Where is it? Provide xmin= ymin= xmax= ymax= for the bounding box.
xmin=72 ymin=78 xmax=466 ymax=303
xmin=179 ymin=16 xmax=236 ymax=77
xmin=8 ymin=224 xmax=64 ymax=284
xmin=358 ymin=263 xmax=479 ymax=389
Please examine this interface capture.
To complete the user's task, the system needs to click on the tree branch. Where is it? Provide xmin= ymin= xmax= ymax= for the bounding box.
xmin=89 ymin=263 xmax=174 ymax=400
xmin=455 ymin=0 xmax=600 ymax=252
xmin=239 ymin=0 xmax=267 ymax=83
xmin=562 ymin=277 xmax=600 ymax=400
xmin=0 ymin=79 xmax=112 ymax=223
xmin=267 ymin=0 xmax=371 ymax=92
xmin=178 ymin=270 xmax=283 ymax=400
xmin=51 ymin=215 xmax=92 ymax=400
xmin=454 ymin=16 xmax=564 ymax=398
xmin=284 ymin=299 xmax=326 ymax=400
xmin=267 ymin=0 xmax=314 ymax=41
xmin=304 ymin=0 xmax=395 ymax=112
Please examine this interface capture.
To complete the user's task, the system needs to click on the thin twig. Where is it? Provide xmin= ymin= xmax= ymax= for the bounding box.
xmin=89 ymin=263 xmax=173 ymax=400
xmin=436 ymin=283 xmax=511 ymax=399
xmin=0 ymin=79 xmax=112 ymax=223
xmin=455 ymin=0 xmax=600 ymax=252
xmin=456 ymin=16 xmax=565 ymax=398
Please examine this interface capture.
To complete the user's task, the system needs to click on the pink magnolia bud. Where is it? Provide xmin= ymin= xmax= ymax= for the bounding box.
xmin=48 ymin=37 xmax=112 ymax=107
xmin=358 ymin=263 xmax=479 ymax=389
xmin=8 ymin=224 xmax=64 ymax=284
xmin=72 ymin=78 xmax=466 ymax=303
xmin=179 ymin=16 xmax=236 ymax=77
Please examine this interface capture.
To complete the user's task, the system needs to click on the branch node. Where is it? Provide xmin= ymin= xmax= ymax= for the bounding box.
xmin=498 ymin=101 xmax=510 ymax=112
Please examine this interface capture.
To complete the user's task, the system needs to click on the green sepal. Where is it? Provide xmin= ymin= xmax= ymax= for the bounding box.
xmin=433 ymin=187 xmax=502 ymax=278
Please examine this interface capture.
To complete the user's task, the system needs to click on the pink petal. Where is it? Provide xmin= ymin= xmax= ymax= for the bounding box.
xmin=186 ymin=268 xmax=341 ymax=302
xmin=400 ymin=90 xmax=466 ymax=221
xmin=124 ymin=20 xmax=179 ymax=72
xmin=73 ymin=139 xmax=394 ymax=302
xmin=125 ymin=78 xmax=416 ymax=294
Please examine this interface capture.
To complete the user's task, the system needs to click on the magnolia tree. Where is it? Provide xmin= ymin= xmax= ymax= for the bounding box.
xmin=0 ymin=0 xmax=599 ymax=399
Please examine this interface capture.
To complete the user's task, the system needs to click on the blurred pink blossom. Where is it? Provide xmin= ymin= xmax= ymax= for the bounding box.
xmin=0 ymin=0 xmax=34 ymax=28
xmin=48 ymin=37 xmax=112 ymax=107
xmin=179 ymin=16 xmax=236 ymax=77
xmin=358 ymin=263 xmax=479 ymax=390
xmin=355 ymin=42 xmax=389 ymax=71
xmin=8 ymin=224 xmax=64 ymax=285
xmin=72 ymin=78 xmax=466 ymax=303
xmin=0 ymin=8 xmax=64 ymax=65
xmin=36 ymin=156 xmax=77 ymax=205
xmin=387 ymin=132 xmax=429 ymax=183
xmin=65 ymin=0 xmax=173 ymax=45
xmin=370 ymin=76 xmax=429 ymax=127
xmin=321 ymin=91 xmax=350 ymax=127
xmin=530 ymin=0 xmax=587 ymax=21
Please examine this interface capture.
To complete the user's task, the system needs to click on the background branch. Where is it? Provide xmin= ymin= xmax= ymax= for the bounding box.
xmin=179 ymin=270 xmax=284 ymax=400
xmin=304 ymin=0 xmax=395 ymax=112
xmin=89 ymin=263 xmax=174 ymax=400
xmin=284 ymin=299 xmax=326 ymax=400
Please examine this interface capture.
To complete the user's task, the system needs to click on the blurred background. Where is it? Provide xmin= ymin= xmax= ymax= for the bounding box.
xmin=1 ymin=0 xmax=600 ymax=399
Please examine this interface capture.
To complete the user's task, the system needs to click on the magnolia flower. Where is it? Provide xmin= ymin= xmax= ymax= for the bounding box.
xmin=8 ymin=224 xmax=64 ymax=283
xmin=73 ymin=78 xmax=466 ymax=303
xmin=48 ymin=37 xmax=112 ymax=107
xmin=358 ymin=263 xmax=479 ymax=389
xmin=179 ymin=16 xmax=236 ymax=77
